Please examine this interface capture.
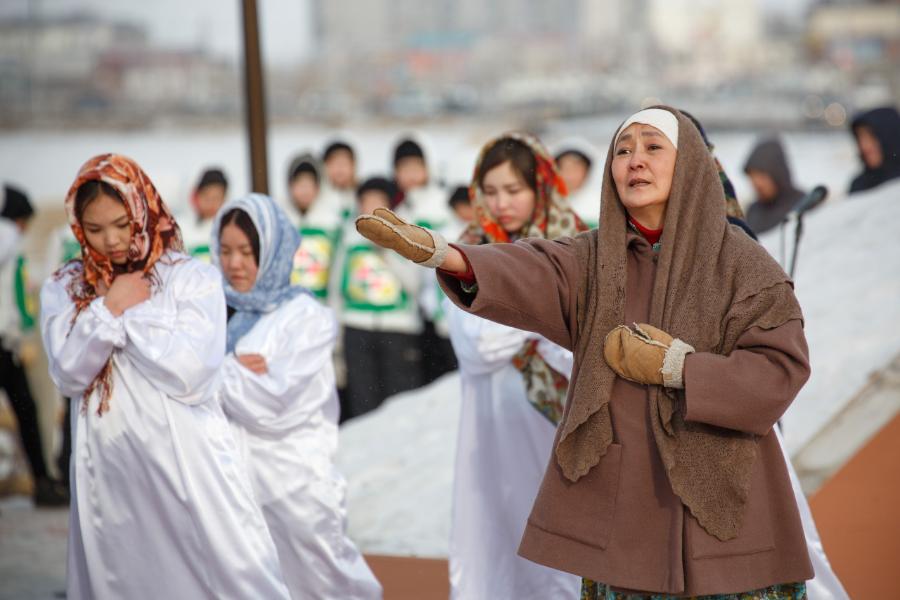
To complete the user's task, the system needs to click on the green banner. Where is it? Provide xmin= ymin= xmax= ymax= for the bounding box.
xmin=14 ymin=255 xmax=35 ymax=331
xmin=341 ymin=245 xmax=409 ymax=312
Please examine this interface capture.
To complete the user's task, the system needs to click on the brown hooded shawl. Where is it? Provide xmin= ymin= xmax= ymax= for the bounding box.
xmin=555 ymin=106 xmax=803 ymax=540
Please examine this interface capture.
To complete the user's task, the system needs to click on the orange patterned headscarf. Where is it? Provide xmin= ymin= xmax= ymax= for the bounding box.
xmin=59 ymin=153 xmax=183 ymax=415
xmin=460 ymin=131 xmax=585 ymax=245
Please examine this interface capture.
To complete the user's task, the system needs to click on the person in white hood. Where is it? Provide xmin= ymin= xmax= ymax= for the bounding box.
xmin=554 ymin=140 xmax=599 ymax=229
xmin=284 ymin=153 xmax=344 ymax=300
xmin=392 ymin=137 xmax=457 ymax=383
xmin=210 ymin=193 xmax=382 ymax=600
xmin=179 ymin=167 xmax=229 ymax=263
xmin=321 ymin=140 xmax=359 ymax=222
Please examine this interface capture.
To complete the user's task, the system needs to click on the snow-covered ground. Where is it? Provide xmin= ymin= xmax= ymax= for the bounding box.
xmin=760 ymin=178 xmax=900 ymax=455
xmin=337 ymin=373 xmax=461 ymax=558
xmin=338 ymin=179 xmax=900 ymax=558
xmin=0 ymin=498 xmax=68 ymax=600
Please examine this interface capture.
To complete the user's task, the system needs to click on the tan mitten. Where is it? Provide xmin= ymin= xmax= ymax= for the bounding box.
xmin=603 ymin=323 xmax=695 ymax=389
xmin=355 ymin=207 xmax=449 ymax=268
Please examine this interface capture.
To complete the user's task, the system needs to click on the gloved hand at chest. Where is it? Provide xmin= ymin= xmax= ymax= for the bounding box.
xmin=603 ymin=323 xmax=695 ymax=389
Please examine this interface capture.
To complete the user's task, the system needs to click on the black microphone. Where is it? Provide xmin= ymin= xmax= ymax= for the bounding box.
xmin=793 ymin=185 xmax=828 ymax=215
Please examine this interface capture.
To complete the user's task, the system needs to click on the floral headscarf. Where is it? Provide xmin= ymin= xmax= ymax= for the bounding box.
xmin=461 ymin=131 xmax=585 ymax=246
xmin=59 ymin=153 xmax=183 ymax=415
xmin=462 ymin=132 xmax=588 ymax=424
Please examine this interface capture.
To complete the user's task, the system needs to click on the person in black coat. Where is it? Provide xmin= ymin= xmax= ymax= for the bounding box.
xmin=743 ymin=138 xmax=806 ymax=235
xmin=1 ymin=185 xmax=68 ymax=506
xmin=848 ymin=106 xmax=900 ymax=195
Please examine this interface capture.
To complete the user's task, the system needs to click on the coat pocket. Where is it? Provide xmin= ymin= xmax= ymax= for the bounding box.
xmin=687 ymin=456 xmax=775 ymax=559
xmin=527 ymin=443 xmax=622 ymax=550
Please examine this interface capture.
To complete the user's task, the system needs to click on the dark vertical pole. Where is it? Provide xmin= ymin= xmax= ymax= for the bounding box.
xmin=241 ymin=0 xmax=269 ymax=194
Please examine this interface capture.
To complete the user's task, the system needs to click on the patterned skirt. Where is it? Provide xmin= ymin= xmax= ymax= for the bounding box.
xmin=580 ymin=580 xmax=807 ymax=600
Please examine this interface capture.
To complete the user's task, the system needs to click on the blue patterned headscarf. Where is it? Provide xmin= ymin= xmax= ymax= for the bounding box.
xmin=211 ymin=193 xmax=307 ymax=353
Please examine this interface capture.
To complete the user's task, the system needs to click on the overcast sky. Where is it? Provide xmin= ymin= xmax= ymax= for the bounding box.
xmin=2 ymin=0 xmax=813 ymax=66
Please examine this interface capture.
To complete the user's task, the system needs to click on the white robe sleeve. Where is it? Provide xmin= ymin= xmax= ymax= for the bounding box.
xmin=40 ymin=273 xmax=126 ymax=398
xmin=386 ymin=249 xmax=422 ymax=296
xmin=120 ymin=262 xmax=226 ymax=405
xmin=536 ymin=336 xmax=574 ymax=376
xmin=216 ymin=297 xmax=337 ymax=430
xmin=446 ymin=300 xmax=534 ymax=376
xmin=0 ymin=220 xmax=20 ymax=265
xmin=775 ymin=428 xmax=850 ymax=600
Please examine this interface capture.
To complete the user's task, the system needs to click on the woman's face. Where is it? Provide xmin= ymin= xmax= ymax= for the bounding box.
xmin=395 ymin=157 xmax=429 ymax=192
xmin=557 ymin=154 xmax=590 ymax=194
xmin=290 ymin=174 xmax=319 ymax=213
xmin=611 ymin=123 xmax=676 ymax=229
xmin=80 ymin=192 xmax=132 ymax=265
xmin=195 ymin=183 xmax=227 ymax=220
xmin=219 ymin=223 xmax=258 ymax=292
xmin=358 ymin=190 xmax=391 ymax=216
xmin=855 ymin=125 xmax=883 ymax=170
xmin=747 ymin=169 xmax=778 ymax=202
xmin=325 ymin=151 xmax=356 ymax=190
xmin=481 ymin=161 xmax=536 ymax=235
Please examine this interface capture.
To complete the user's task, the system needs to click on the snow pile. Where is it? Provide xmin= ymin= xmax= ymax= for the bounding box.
xmin=337 ymin=373 xmax=461 ymax=557
xmin=759 ymin=179 xmax=900 ymax=455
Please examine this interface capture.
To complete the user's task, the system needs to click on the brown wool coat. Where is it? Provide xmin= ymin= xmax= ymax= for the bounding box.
xmin=555 ymin=108 xmax=807 ymax=545
xmin=438 ymin=231 xmax=814 ymax=595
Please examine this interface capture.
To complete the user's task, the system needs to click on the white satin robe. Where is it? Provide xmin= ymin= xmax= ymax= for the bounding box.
xmin=213 ymin=293 xmax=382 ymax=600
xmin=775 ymin=428 xmax=849 ymax=600
xmin=40 ymin=254 xmax=290 ymax=600
xmin=445 ymin=303 xmax=582 ymax=600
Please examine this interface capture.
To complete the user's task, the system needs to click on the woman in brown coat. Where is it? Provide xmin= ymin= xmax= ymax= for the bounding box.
xmin=356 ymin=107 xmax=813 ymax=599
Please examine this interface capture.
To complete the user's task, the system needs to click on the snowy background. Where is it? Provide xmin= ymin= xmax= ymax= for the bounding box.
xmin=0 ymin=120 xmax=856 ymax=215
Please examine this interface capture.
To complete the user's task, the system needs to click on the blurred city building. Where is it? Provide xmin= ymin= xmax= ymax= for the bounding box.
xmin=0 ymin=0 xmax=896 ymax=128
xmin=0 ymin=13 xmax=238 ymax=127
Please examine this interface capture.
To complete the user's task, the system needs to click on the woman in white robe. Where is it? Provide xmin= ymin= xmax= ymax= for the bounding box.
xmin=446 ymin=307 xmax=582 ymax=600
xmin=210 ymin=193 xmax=382 ymax=600
xmin=443 ymin=133 xmax=585 ymax=599
xmin=40 ymin=154 xmax=290 ymax=600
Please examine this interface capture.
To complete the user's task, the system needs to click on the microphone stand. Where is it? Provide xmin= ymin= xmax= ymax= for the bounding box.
xmin=789 ymin=210 xmax=805 ymax=278
xmin=780 ymin=219 xmax=787 ymax=269
xmin=785 ymin=185 xmax=827 ymax=278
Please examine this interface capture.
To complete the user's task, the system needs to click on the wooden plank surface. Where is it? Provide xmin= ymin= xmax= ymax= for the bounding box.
xmin=810 ymin=413 xmax=900 ymax=599
xmin=364 ymin=555 xmax=450 ymax=600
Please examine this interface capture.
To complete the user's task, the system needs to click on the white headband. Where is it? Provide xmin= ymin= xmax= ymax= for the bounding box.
xmin=614 ymin=109 xmax=679 ymax=149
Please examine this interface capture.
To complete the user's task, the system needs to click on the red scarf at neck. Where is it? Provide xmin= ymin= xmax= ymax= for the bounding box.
xmin=628 ymin=216 xmax=663 ymax=246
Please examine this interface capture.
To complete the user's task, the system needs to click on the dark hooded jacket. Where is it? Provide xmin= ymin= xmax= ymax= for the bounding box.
xmin=1 ymin=185 xmax=34 ymax=221
xmin=849 ymin=106 xmax=900 ymax=195
xmin=743 ymin=139 xmax=805 ymax=235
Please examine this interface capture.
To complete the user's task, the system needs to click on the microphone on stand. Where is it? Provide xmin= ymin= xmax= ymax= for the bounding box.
xmin=787 ymin=184 xmax=827 ymax=278
xmin=793 ymin=185 xmax=828 ymax=215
